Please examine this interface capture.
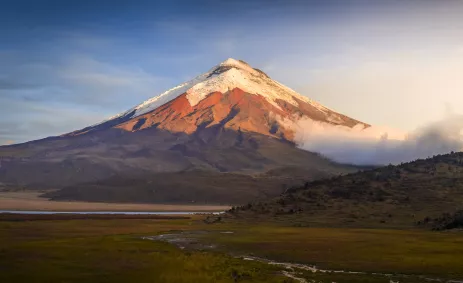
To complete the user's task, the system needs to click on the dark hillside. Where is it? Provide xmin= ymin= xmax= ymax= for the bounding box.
xmin=228 ymin=152 xmax=463 ymax=228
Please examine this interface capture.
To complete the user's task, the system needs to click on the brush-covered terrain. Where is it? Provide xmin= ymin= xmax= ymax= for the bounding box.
xmin=419 ymin=209 xmax=463 ymax=230
xmin=227 ymin=152 xmax=463 ymax=228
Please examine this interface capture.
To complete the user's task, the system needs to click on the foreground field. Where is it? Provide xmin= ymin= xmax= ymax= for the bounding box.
xmin=0 ymin=215 xmax=287 ymax=283
xmin=0 ymin=215 xmax=462 ymax=282
xmin=0 ymin=191 xmax=229 ymax=212
xmin=205 ymin=224 xmax=463 ymax=280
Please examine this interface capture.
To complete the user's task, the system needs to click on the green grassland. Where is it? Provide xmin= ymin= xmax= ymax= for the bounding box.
xmin=205 ymin=225 xmax=463 ymax=279
xmin=0 ymin=215 xmax=462 ymax=283
xmin=0 ymin=217 xmax=288 ymax=283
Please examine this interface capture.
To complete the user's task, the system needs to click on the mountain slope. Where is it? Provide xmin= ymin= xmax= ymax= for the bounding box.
xmin=227 ymin=152 xmax=463 ymax=227
xmin=67 ymin=58 xmax=367 ymax=138
xmin=0 ymin=58 xmax=367 ymax=204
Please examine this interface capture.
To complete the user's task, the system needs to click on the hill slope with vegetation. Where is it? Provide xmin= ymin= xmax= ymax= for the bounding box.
xmin=227 ymin=152 xmax=463 ymax=228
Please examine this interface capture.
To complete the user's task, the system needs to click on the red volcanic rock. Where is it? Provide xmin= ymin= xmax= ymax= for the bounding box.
xmin=68 ymin=58 xmax=367 ymax=140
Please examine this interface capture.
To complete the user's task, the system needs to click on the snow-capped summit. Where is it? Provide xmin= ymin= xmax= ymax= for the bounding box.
xmin=70 ymin=58 xmax=367 ymax=139
xmin=214 ymin=58 xmax=256 ymax=73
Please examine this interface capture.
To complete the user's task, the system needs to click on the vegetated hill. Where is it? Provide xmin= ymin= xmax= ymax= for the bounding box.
xmin=418 ymin=210 xmax=463 ymax=231
xmin=226 ymin=152 xmax=463 ymax=228
xmin=0 ymin=58 xmax=366 ymax=204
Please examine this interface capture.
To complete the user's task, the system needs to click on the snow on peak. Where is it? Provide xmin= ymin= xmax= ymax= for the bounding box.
xmin=103 ymin=58 xmax=329 ymax=122
xmin=216 ymin=58 xmax=256 ymax=73
xmin=221 ymin=58 xmax=244 ymax=65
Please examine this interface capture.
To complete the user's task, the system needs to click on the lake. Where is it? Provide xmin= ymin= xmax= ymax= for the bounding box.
xmin=0 ymin=210 xmax=223 ymax=215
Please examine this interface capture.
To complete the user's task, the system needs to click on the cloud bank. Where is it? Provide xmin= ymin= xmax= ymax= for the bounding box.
xmin=284 ymin=115 xmax=463 ymax=166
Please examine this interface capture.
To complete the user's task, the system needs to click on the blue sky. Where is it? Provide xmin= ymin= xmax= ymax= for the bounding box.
xmin=1 ymin=0 xmax=463 ymax=144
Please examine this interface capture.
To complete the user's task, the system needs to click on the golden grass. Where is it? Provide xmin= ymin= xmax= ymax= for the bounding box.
xmin=1 ymin=216 xmax=462 ymax=282
xmin=0 ymin=218 xmax=287 ymax=283
xmin=206 ymin=224 xmax=463 ymax=279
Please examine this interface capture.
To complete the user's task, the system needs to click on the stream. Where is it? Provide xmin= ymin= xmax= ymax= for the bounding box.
xmin=142 ymin=231 xmax=463 ymax=283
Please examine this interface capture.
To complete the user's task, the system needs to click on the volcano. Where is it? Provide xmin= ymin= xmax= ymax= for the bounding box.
xmin=67 ymin=58 xmax=365 ymax=138
xmin=0 ymin=59 xmax=368 ymax=204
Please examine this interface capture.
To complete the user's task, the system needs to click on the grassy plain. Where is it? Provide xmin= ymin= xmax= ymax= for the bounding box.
xmin=0 ymin=215 xmax=462 ymax=283
xmin=0 ymin=216 xmax=287 ymax=283
xmin=206 ymin=224 xmax=463 ymax=279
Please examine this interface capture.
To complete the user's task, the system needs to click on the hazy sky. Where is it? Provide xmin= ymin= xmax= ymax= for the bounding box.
xmin=1 ymin=0 xmax=463 ymax=145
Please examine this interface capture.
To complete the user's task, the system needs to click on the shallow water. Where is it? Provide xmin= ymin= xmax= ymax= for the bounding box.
xmin=0 ymin=210 xmax=223 ymax=215
xmin=145 ymin=230 xmax=463 ymax=283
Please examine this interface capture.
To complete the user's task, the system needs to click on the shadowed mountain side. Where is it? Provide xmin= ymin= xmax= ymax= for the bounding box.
xmin=0 ymin=128 xmax=192 ymax=188
xmin=0 ymin=127 xmax=357 ymax=202
xmin=226 ymin=152 xmax=463 ymax=228
xmin=42 ymin=168 xmax=336 ymax=205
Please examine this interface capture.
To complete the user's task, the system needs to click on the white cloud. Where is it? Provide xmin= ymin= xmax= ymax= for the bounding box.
xmin=282 ymin=114 xmax=463 ymax=166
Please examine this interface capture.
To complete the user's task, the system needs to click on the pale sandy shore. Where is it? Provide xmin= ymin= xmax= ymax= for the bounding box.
xmin=0 ymin=191 xmax=230 ymax=212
